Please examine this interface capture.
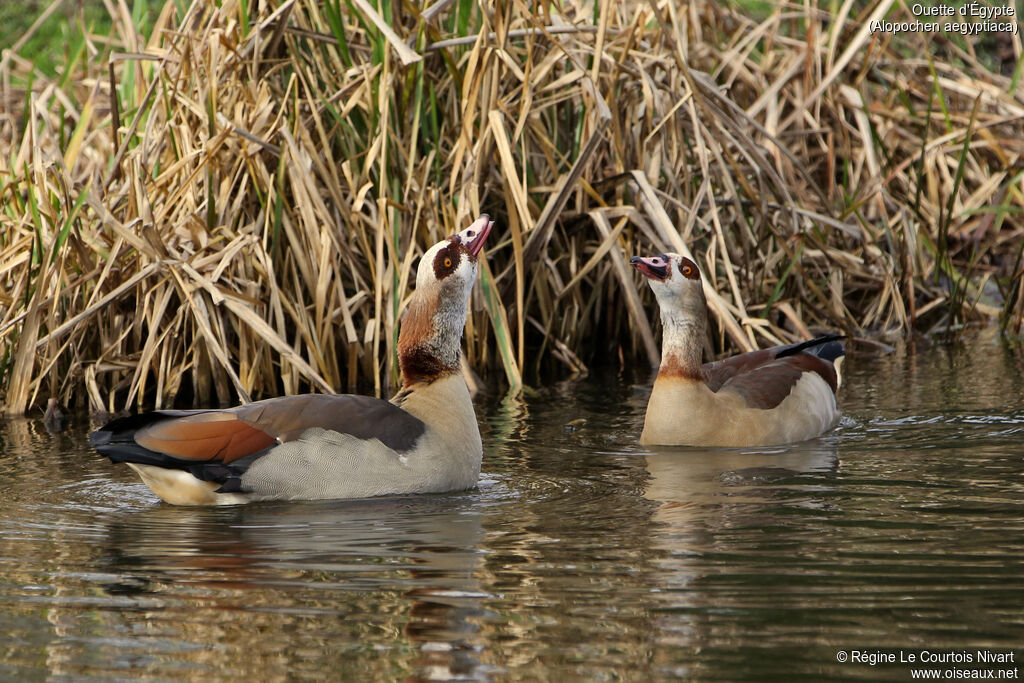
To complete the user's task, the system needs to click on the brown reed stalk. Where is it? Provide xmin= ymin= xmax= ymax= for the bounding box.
xmin=0 ymin=0 xmax=1021 ymax=415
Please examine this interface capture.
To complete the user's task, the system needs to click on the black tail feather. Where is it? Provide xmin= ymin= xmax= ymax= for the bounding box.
xmin=89 ymin=410 xmax=262 ymax=487
xmin=775 ymin=334 xmax=845 ymax=362
xmin=89 ymin=410 xmax=200 ymax=465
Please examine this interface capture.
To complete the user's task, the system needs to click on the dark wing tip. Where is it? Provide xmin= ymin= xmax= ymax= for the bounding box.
xmin=89 ymin=413 xmax=166 ymax=461
xmin=88 ymin=428 xmax=112 ymax=448
xmin=775 ymin=334 xmax=845 ymax=361
xmin=811 ymin=340 xmax=846 ymax=364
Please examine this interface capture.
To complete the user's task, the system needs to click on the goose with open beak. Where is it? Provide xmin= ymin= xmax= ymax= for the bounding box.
xmin=631 ymin=252 xmax=844 ymax=447
xmin=90 ymin=216 xmax=495 ymax=504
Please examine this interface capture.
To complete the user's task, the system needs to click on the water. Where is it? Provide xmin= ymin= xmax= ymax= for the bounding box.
xmin=2 ymin=329 xmax=1023 ymax=681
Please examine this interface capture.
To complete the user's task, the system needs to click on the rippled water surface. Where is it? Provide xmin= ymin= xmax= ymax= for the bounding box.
xmin=3 ymin=330 xmax=1023 ymax=681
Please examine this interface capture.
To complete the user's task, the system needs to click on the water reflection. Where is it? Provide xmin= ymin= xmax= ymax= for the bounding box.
xmin=2 ymin=471 xmax=498 ymax=680
xmin=104 ymin=497 xmax=493 ymax=681
xmin=643 ymin=443 xmax=839 ymax=524
xmin=1 ymin=329 xmax=1023 ymax=680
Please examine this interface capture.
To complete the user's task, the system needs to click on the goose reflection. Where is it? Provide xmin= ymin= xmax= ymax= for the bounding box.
xmin=99 ymin=494 xmax=492 ymax=681
xmin=643 ymin=442 xmax=840 ymax=527
xmin=639 ymin=436 xmax=840 ymax=675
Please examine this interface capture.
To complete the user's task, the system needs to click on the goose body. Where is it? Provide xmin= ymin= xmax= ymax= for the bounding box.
xmin=631 ymin=253 xmax=844 ymax=447
xmin=90 ymin=216 xmax=494 ymax=505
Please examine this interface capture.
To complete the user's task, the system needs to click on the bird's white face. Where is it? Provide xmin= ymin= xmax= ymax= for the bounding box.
xmin=415 ymin=215 xmax=494 ymax=301
xmin=630 ymin=252 xmax=703 ymax=314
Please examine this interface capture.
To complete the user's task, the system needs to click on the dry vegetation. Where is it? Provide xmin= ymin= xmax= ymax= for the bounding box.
xmin=1 ymin=0 xmax=1022 ymax=415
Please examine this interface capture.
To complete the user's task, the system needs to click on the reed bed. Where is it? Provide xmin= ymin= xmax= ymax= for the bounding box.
xmin=1 ymin=0 xmax=1022 ymax=415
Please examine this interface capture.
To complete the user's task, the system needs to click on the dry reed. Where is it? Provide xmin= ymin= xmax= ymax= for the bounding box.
xmin=1 ymin=0 xmax=1022 ymax=415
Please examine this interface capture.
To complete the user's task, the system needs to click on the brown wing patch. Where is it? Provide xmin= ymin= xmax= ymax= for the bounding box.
xmin=703 ymin=343 xmax=840 ymax=394
xmin=231 ymin=393 xmax=428 ymax=453
xmin=702 ymin=348 xmax=776 ymax=391
xmin=717 ymin=355 xmax=838 ymax=410
xmin=791 ymin=353 xmax=839 ymax=393
xmin=135 ymin=412 xmax=276 ymax=462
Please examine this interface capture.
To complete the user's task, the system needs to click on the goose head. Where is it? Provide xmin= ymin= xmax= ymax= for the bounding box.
xmin=630 ymin=252 xmax=706 ymax=323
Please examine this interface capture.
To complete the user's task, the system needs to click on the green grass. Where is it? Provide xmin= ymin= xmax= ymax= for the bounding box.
xmin=0 ymin=0 xmax=110 ymax=77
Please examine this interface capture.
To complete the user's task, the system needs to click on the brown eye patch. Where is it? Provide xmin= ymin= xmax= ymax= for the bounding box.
xmin=432 ymin=246 xmax=462 ymax=279
xmin=677 ymin=257 xmax=700 ymax=280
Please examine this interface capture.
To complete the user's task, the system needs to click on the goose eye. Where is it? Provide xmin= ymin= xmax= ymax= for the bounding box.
xmin=444 ymin=257 xmax=453 ymax=268
xmin=682 ymin=265 xmax=691 ymax=275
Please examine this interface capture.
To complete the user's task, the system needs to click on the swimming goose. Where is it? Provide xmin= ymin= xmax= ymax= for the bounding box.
xmin=90 ymin=216 xmax=494 ymax=505
xmin=630 ymin=253 xmax=844 ymax=447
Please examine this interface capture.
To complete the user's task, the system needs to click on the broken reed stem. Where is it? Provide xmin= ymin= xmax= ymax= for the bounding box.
xmin=0 ymin=0 xmax=1021 ymax=415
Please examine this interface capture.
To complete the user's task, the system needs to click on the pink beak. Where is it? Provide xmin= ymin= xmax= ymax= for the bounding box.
xmin=457 ymin=215 xmax=494 ymax=258
xmin=630 ymin=255 xmax=670 ymax=281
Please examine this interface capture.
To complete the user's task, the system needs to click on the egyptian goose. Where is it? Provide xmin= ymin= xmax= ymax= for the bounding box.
xmin=90 ymin=216 xmax=494 ymax=505
xmin=630 ymin=253 xmax=844 ymax=447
